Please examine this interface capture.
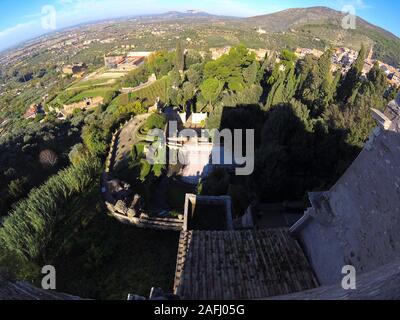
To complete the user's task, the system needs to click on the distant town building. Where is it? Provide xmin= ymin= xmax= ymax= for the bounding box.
xmin=256 ymin=27 xmax=267 ymax=35
xmin=104 ymin=51 xmax=153 ymax=71
xmin=62 ymin=63 xmax=87 ymax=77
xmin=249 ymin=48 xmax=269 ymax=61
xmin=64 ymin=39 xmax=78 ymax=46
xmin=294 ymin=46 xmax=400 ymax=87
xmin=295 ymin=48 xmax=324 ymax=59
xmin=62 ymin=96 xmax=104 ymax=116
xmin=104 ymin=54 xmax=126 ymax=69
xmin=100 ymin=38 xmax=115 ymax=44
xmin=209 ymin=46 xmax=231 ymax=60
xmin=24 ymin=103 xmax=45 ymax=120
xmin=388 ymin=73 xmax=400 ymax=87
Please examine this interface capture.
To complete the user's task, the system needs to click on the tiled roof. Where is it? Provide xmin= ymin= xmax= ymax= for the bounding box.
xmin=174 ymin=228 xmax=318 ymax=300
xmin=0 ymin=276 xmax=81 ymax=300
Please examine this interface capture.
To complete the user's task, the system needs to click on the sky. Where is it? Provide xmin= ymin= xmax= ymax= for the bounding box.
xmin=0 ymin=0 xmax=399 ymax=52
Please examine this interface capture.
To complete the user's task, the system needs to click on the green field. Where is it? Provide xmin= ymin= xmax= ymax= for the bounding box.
xmin=49 ymin=86 xmax=117 ymax=107
xmin=67 ymin=78 xmax=118 ymax=90
xmin=66 ymin=88 xmax=113 ymax=104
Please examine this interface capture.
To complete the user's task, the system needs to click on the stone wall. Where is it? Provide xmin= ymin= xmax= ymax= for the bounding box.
xmin=105 ymin=200 xmax=183 ymax=231
xmin=63 ymin=96 xmax=104 ymax=116
xmin=291 ymin=103 xmax=400 ymax=285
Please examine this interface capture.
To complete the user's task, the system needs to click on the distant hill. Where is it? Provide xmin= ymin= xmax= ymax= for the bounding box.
xmin=4 ymin=7 xmax=400 ymax=68
xmin=147 ymin=10 xmax=237 ymax=21
xmin=243 ymin=6 xmax=400 ymax=67
xmin=147 ymin=7 xmax=400 ymax=67
xmin=246 ymin=6 xmax=342 ymax=32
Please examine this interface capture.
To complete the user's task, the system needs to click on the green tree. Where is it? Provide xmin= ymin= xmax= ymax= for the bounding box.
xmin=185 ymin=49 xmax=203 ymax=68
xmin=296 ymin=49 xmax=335 ymax=114
xmin=68 ymin=143 xmax=87 ymax=166
xmin=182 ymin=82 xmax=196 ymax=110
xmin=186 ymin=63 xmax=203 ymax=87
xmin=82 ymin=123 xmax=108 ymax=156
xmin=170 ymin=68 xmax=182 ymax=88
xmin=8 ymin=178 xmax=28 ymax=200
xmin=337 ymin=44 xmax=366 ymax=103
xmin=200 ymin=78 xmax=223 ymax=111
xmin=204 ymin=44 xmax=256 ymax=91
xmin=258 ymin=51 xmax=276 ymax=83
xmin=243 ymin=60 xmax=259 ymax=85
xmin=175 ymin=40 xmax=185 ymax=72
xmin=147 ymin=51 xmax=175 ymax=77
xmin=264 ymin=50 xmax=298 ymax=110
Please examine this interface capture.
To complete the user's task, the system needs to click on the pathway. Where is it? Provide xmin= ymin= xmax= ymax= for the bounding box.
xmin=111 ymin=113 xmax=150 ymax=172
xmin=121 ymin=77 xmax=157 ymax=94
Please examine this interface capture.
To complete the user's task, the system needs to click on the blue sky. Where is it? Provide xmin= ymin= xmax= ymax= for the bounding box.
xmin=0 ymin=0 xmax=399 ymax=52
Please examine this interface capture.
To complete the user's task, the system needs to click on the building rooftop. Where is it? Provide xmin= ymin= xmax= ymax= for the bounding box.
xmin=174 ymin=229 xmax=318 ymax=300
xmin=0 ymin=276 xmax=81 ymax=300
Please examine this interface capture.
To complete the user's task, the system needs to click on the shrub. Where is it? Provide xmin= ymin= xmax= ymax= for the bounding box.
xmin=139 ymin=160 xmax=152 ymax=181
xmin=68 ymin=143 xmax=88 ymax=166
xmin=0 ymin=156 xmax=101 ymax=263
xmin=139 ymin=114 xmax=166 ymax=135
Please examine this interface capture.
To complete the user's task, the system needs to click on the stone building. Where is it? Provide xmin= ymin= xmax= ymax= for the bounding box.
xmin=62 ymin=63 xmax=87 ymax=77
xmin=291 ymin=94 xmax=400 ymax=286
xmin=173 ymin=94 xmax=400 ymax=299
xmin=62 ymin=96 xmax=104 ymax=116
xmin=24 ymin=103 xmax=45 ymax=120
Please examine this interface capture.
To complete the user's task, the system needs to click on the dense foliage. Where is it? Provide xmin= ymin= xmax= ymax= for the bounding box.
xmin=195 ymin=45 xmax=398 ymax=202
xmin=0 ymin=41 xmax=398 ymax=298
xmin=0 ymin=156 xmax=101 ymax=266
xmin=0 ymin=120 xmax=83 ymax=216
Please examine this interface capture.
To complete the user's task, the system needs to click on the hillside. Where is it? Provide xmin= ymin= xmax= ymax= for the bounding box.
xmin=126 ymin=7 xmax=400 ymax=67
xmin=246 ymin=6 xmax=343 ymax=32
xmin=243 ymin=6 xmax=400 ymax=67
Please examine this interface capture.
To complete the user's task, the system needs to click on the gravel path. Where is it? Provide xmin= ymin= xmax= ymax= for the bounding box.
xmin=112 ymin=113 xmax=150 ymax=171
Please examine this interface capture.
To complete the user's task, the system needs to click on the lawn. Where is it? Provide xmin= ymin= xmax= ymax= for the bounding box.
xmin=66 ymin=88 xmax=114 ymax=104
xmin=49 ymin=80 xmax=119 ymax=108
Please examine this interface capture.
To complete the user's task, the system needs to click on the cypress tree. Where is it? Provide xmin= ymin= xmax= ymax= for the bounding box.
xmin=337 ymin=44 xmax=366 ymax=103
xmin=175 ymin=40 xmax=185 ymax=72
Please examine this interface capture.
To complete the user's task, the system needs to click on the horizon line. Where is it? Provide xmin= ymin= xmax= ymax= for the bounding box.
xmin=1 ymin=5 xmax=399 ymax=55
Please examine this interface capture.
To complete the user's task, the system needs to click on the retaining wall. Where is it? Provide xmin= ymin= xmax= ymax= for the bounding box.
xmin=102 ymin=114 xmax=183 ymax=232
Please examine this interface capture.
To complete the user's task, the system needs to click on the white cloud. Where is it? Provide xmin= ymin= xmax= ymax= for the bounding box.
xmin=0 ymin=20 xmax=42 ymax=51
xmin=0 ymin=21 xmax=37 ymax=38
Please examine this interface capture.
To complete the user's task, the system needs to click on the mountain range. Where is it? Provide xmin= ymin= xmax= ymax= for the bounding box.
xmin=150 ymin=7 xmax=400 ymax=67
